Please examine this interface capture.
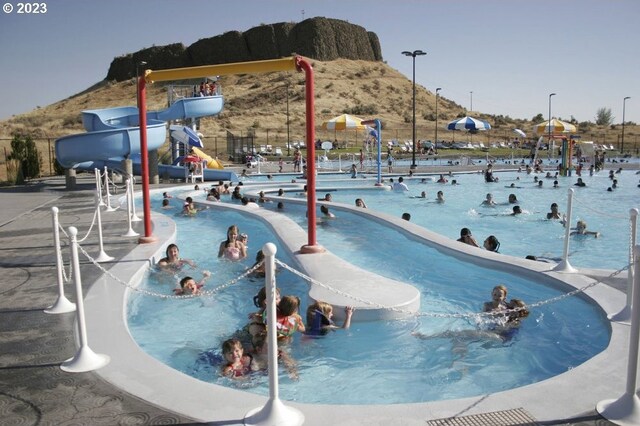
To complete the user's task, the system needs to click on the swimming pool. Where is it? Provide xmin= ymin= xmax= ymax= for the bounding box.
xmin=239 ymin=167 xmax=639 ymax=270
xmin=126 ymin=191 xmax=611 ymax=404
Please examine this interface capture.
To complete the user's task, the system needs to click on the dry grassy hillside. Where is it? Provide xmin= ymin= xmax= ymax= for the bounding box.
xmin=1 ymin=58 xmax=637 ymax=180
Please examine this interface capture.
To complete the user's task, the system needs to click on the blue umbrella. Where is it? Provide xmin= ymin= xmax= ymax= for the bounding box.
xmin=170 ymin=125 xmax=203 ymax=148
xmin=447 ymin=116 xmax=491 ymax=131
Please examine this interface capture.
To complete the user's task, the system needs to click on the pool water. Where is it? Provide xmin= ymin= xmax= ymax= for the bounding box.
xmin=247 ymin=168 xmax=638 ymax=270
xmin=127 ymin=193 xmax=611 ymax=404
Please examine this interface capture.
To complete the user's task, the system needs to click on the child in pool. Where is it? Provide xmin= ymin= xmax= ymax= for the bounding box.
xmin=483 ymin=284 xmax=508 ymax=313
xmin=269 ymin=295 xmax=305 ymax=340
xmin=221 ymin=338 xmax=257 ymax=378
xmin=174 ymin=271 xmax=211 ymax=295
xmin=157 ymin=243 xmax=196 ymax=271
xmin=218 ymin=225 xmax=247 ymax=261
xmin=246 ymin=287 xmax=281 ymax=345
xmin=570 ymin=220 xmax=600 ymax=238
xmin=305 ymin=301 xmax=354 ymax=336
xmin=251 ymin=334 xmax=299 ymax=380
xmin=250 ymin=250 xmax=266 ymax=278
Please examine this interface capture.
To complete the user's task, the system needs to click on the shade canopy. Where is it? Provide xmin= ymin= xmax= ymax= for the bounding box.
xmin=170 ymin=125 xmax=203 ymax=148
xmin=321 ymin=114 xmax=366 ymax=131
xmin=447 ymin=116 xmax=491 ymax=131
xmin=534 ymin=119 xmax=577 ymax=136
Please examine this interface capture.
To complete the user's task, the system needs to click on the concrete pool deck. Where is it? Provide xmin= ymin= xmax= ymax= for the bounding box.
xmin=0 ymin=172 xmax=635 ymax=425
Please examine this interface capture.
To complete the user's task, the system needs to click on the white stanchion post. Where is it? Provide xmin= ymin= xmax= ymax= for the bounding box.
xmin=44 ymin=207 xmax=76 ymax=315
xmin=122 ymin=179 xmax=139 ymax=237
xmin=94 ymin=195 xmax=114 ymax=262
xmin=245 ymin=243 xmax=304 ymax=426
xmin=60 ymin=226 xmax=110 ymax=373
xmin=256 ymin=157 xmax=262 ymax=175
xmin=610 ymin=208 xmax=638 ymax=323
xmin=338 ymin=154 xmax=343 ymax=172
xmin=553 ymin=188 xmax=577 ymax=273
xmin=95 ymin=168 xmax=105 ymax=206
xmin=129 ymin=176 xmax=141 ymax=222
xmin=103 ymin=166 xmax=116 ymax=212
xmin=597 ymin=244 xmax=640 ymax=425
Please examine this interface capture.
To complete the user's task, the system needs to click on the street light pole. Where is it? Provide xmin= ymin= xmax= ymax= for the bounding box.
xmin=470 ymin=91 xmax=473 ymax=112
xmin=402 ymin=49 xmax=426 ymax=170
xmin=434 ymin=87 xmax=441 ymax=148
xmin=622 ymin=96 xmax=630 ymax=154
xmin=548 ymin=92 xmax=556 ymax=144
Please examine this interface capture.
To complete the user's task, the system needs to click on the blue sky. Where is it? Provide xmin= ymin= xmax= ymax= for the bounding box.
xmin=0 ymin=0 xmax=638 ymax=123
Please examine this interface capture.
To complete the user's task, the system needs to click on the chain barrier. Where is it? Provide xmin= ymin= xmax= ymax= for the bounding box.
xmin=108 ymin=176 xmax=128 ymax=191
xmin=572 ymin=193 xmax=629 ymax=220
xmin=76 ymin=241 xmax=264 ymax=299
xmin=274 ymin=258 xmax=630 ymax=320
xmin=56 ymin=242 xmax=72 ymax=283
xmin=56 ymin=205 xmax=99 ymax=245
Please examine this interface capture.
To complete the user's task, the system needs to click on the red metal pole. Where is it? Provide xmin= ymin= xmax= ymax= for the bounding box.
xmin=137 ymin=76 xmax=156 ymax=243
xmin=296 ymin=57 xmax=323 ymax=253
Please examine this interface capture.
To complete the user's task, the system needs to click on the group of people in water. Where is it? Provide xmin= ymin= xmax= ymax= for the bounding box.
xmin=153 ymin=158 xmax=632 ymax=380
xmin=155 ymin=230 xmax=354 ymax=380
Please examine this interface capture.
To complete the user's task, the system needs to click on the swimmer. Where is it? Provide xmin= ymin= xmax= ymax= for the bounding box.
xmin=507 ymin=194 xmax=518 ymax=204
xmin=481 ymin=193 xmax=496 ymax=206
xmin=355 ymin=198 xmax=367 ymax=208
xmin=270 ymin=295 xmax=305 ymax=340
xmin=411 ymin=191 xmax=427 ymax=199
xmin=511 ymin=205 xmax=522 ymax=215
xmin=306 ymin=301 xmax=354 ymax=336
xmin=574 ymin=178 xmax=586 ymax=187
xmin=393 ymin=176 xmax=409 ymax=191
xmin=221 ymin=338 xmax=256 ymax=378
xmin=457 ymin=227 xmax=480 ymax=247
xmin=483 ymin=284 xmax=508 ymax=313
xmin=218 ymin=225 xmax=247 ymax=261
xmin=436 ymin=190 xmax=445 ymax=203
xmin=570 ymin=220 xmax=600 ymax=238
xmin=401 ymin=212 xmax=411 ymax=221
xmin=483 ymin=235 xmax=500 ymax=252
xmin=320 ymin=205 xmax=336 ymax=218
xmin=161 ymin=199 xmax=173 ymax=209
xmin=174 ymin=270 xmax=211 ymax=295
xmin=250 ymin=250 xmax=265 ymax=278
xmin=546 ymin=203 xmax=562 ymax=220
xmin=157 ymin=244 xmax=195 ymax=270
xmin=318 ymin=193 xmax=333 ymax=202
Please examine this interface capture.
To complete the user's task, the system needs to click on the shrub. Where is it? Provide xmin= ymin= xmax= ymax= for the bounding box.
xmin=7 ymin=133 xmax=42 ymax=183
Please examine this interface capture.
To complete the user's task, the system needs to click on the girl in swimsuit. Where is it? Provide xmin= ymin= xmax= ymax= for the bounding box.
xmin=221 ymin=338 xmax=256 ymax=378
xmin=305 ymin=301 xmax=354 ymax=336
xmin=483 ymin=284 xmax=508 ymax=313
xmin=266 ymin=295 xmax=305 ymax=341
xmin=157 ymin=244 xmax=196 ymax=271
xmin=217 ymin=225 xmax=247 ymax=261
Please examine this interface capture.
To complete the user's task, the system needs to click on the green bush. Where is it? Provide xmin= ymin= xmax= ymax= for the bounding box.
xmin=7 ymin=134 xmax=42 ymax=183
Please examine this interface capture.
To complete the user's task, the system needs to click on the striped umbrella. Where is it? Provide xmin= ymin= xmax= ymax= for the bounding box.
xmin=321 ymin=114 xmax=366 ymax=131
xmin=534 ymin=119 xmax=577 ymax=136
xmin=447 ymin=116 xmax=491 ymax=131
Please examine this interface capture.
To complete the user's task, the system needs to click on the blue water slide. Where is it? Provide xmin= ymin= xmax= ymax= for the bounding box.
xmin=55 ymin=96 xmax=225 ymax=173
xmin=71 ymin=156 xmax=238 ymax=182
